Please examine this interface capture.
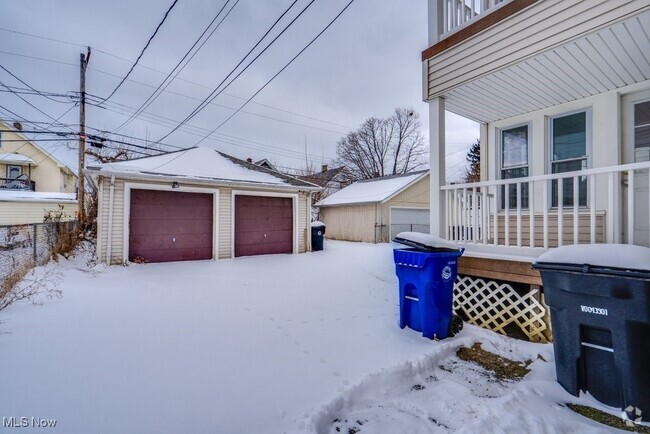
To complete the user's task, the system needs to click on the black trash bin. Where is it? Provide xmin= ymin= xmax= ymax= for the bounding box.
xmin=311 ymin=221 xmax=325 ymax=251
xmin=533 ymin=244 xmax=650 ymax=419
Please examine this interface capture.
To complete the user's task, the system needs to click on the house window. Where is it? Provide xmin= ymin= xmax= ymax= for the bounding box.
xmin=500 ymin=125 xmax=529 ymax=209
xmin=634 ymin=100 xmax=650 ymax=162
xmin=551 ymin=111 xmax=589 ymax=207
xmin=7 ymin=165 xmax=22 ymax=179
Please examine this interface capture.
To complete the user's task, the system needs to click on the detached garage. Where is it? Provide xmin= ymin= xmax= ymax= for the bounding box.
xmin=88 ymin=147 xmax=320 ymax=264
xmin=316 ymin=171 xmax=429 ymax=243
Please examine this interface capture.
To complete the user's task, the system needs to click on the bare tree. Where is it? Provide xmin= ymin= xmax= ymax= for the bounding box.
xmin=336 ymin=108 xmax=427 ymax=180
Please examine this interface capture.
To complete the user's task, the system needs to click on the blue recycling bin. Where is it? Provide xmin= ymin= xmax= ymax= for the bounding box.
xmin=394 ymin=248 xmax=463 ymax=339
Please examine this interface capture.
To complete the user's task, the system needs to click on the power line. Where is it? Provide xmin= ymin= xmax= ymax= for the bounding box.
xmin=0 ymin=29 xmax=355 ymax=129
xmin=114 ymin=0 xmax=240 ymax=131
xmin=158 ymin=0 xmax=312 ymax=141
xmin=194 ymin=0 xmax=357 ymax=146
xmin=0 ymin=80 xmax=77 ymax=134
xmin=103 ymin=0 xmax=181 ymax=102
xmin=0 ymin=65 xmax=72 ymax=104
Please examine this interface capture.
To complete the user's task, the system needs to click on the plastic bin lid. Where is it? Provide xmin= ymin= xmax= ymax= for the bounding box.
xmin=534 ymin=244 xmax=650 ymax=276
xmin=392 ymin=232 xmax=461 ymax=252
xmin=310 ymin=221 xmax=325 ymax=228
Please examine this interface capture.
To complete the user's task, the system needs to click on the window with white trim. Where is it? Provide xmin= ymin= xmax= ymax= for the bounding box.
xmin=500 ymin=124 xmax=529 ymax=209
xmin=550 ymin=110 xmax=589 ymax=207
xmin=634 ymin=100 xmax=650 ymax=162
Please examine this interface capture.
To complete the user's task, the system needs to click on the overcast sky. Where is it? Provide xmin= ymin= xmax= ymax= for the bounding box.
xmin=0 ymin=0 xmax=478 ymax=180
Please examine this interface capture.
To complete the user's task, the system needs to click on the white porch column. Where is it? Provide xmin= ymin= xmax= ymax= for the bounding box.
xmin=479 ymin=122 xmax=488 ymax=182
xmin=430 ymin=97 xmax=446 ymax=237
xmin=428 ymin=0 xmax=444 ymax=44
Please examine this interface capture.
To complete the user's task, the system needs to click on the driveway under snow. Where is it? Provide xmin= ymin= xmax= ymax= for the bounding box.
xmin=0 ymin=241 xmax=627 ymax=433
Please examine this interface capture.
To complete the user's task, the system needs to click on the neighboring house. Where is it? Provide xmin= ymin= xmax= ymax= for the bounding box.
xmin=254 ymin=158 xmax=279 ymax=172
xmin=0 ymin=121 xmax=77 ymax=224
xmin=317 ymin=171 xmax=429 ymax=243
xmin=87 ymin=146 xmax=320 ymax=264
xmin=423 ymin=0 xmax=650 ymax=341
xmin=299 ymin=165 xmax=351 ymax=200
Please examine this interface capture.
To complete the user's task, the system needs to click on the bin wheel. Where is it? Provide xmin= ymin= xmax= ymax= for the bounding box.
xmin=448 ymin=315 xmax=463 ymax=337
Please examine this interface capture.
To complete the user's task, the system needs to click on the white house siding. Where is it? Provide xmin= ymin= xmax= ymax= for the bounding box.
xmin=97 ymin=177 xmax=311 ymax=264
xmin=0 ymin=201 xmax=77 ymax=225
xmin=320 ymin=204 xmax=377 ymax=243
xmin=426 ymin=0 xmax=650 ymax=99
xmin=485 ymin=81 xmax=650 ymax=218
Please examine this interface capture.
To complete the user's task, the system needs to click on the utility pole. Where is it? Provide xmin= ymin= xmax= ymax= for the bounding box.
xmin=78 ymin=47 xmax=91 ymax=225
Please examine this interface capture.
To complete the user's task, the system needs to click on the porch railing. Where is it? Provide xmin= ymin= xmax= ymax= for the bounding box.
xmin=441 ymin=0 xmax=509 ymax=37
xmin=441 ymin=161 xmax=650 ymax=249
xmin=0 ymin=177 xmax=36 ymax=191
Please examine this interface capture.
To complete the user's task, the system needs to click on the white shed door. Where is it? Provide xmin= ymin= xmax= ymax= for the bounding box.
xmin=390 ymin=208 xmax=430 ymax=240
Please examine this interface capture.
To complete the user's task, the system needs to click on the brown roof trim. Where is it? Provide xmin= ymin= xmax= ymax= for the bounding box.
xmin=421 ymin=0 xmax=539 ymax=61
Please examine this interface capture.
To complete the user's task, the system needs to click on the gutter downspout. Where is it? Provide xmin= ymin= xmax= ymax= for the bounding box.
xmin=106 ymin=175 xmax=115 ymax=264
xmin=307 ymin=192 xmax=312 ymax=252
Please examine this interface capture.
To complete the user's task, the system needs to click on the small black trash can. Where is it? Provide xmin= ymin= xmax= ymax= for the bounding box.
xmin=311 ymin=221 xmax=326 ymax=251
xmin=533 ymin=244 xmax=650 ymax=418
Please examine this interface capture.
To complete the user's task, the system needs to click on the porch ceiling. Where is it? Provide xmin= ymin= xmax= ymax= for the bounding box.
xmin=444 ymin=10 xmax=650 ymax=123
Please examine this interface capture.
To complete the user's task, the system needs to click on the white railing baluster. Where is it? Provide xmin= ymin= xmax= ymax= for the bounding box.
xmin=445 ymin=189 xmax=450 ymax=240
xmin=505 ymin=184 xmax=510 ymax=247
xmin=529 ymin=182 xmax=534 ymax=248
xmin=607 ymin=172 xmax=615 ymax=243
xmin=573 ymin=175 xmax=579 ymax=245
xmin=516 ymin=182 xmax=522 ymax=247
xmin=558 ymin=179 xmax=564 ymax=247
xmin=543 ymin=181 xmax=549 ymax=249
xmin=472 ymin=187 xmax=478 ymax=242
xmin=481 ymin=187 xmax=489 ymax=244
xmin=628 ymin=170 xmax=635 ymax=245
xmin=464 ymin=188 xmax=470 ymax=241
xmin=590 ymin=174 xmax=596 ymax=243
xmin=493 ymin=188 xmax=498 ymax=246
xmin=443 ymin=0 xmax=449 ymax=34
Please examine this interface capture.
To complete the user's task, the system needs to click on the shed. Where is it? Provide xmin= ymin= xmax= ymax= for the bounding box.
xmin=87 ymin=147 xmax=320 ymax=264
xmin=316 ymin=171 xmax=430 ymax=243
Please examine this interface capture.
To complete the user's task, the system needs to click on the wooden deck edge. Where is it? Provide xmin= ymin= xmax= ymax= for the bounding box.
xmin=458 ymin=256 xmax=542 ymax=286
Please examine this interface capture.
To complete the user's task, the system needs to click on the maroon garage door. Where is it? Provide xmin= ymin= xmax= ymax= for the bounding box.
xmin=234 ymin=195 xmax=293 ymax=257
xmin=129 ymin=189 xmax=213 ymax=263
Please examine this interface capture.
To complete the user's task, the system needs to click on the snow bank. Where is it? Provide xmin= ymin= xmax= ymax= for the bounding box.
xmin=307 ymin=325 xmax=626 ymax=434
xmin=536 ymin=244 xmax=650 ymax=271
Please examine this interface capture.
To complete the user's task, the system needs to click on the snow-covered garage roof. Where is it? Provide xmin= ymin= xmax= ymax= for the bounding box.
xmin=86 ymin=146 xmax=320 ymax=190
xmin=316 ymin=171 xmax=428 ymax=207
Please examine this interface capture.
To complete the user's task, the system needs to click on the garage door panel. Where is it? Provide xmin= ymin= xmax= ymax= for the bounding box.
xmin=130 ymin=247 xmax=213 ymax=263
xmin=236 ymin=241 xmax=293 ymax=257
xmin=234 ymin=195 xmax=293 ymax=257
xmin=235 ymin=216 xmax=293 ymax=232
xmin=129 ymin=218 xmax=212 ymax=236
xmin=129 ymin=189 xmax=213 ymax=263
xmin=390 ymin=208 xmax=430 ymax=239
xmin=130 ymin=233 xmax=212 ymax=250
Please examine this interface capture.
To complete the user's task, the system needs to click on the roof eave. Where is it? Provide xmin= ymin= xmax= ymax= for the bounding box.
xmin=86 ymin=167 xmax=322 ymax=192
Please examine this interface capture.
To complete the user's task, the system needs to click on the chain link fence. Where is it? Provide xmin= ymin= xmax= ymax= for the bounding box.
xmin=0 ymin=221 xmax=78 ymax=288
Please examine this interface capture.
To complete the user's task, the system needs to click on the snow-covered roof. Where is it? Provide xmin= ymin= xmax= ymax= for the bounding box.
xmin=87 ymin=147 xmax=319 ymax=190
xmin=0 ymin=190 xmax=77 ymax=202
xmin=316 ymin=171 xmax=428 ymax=206
xmin=0 ymin=153 xmax=36 ymax=165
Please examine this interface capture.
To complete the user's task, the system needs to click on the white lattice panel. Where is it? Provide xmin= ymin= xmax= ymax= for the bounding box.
xmin=454 ymin=275 xmax=550 ymax=343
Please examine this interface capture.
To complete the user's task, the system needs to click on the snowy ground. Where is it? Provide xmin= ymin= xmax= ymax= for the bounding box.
xmin=0 ymin=241 xmax=632 ymax=433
